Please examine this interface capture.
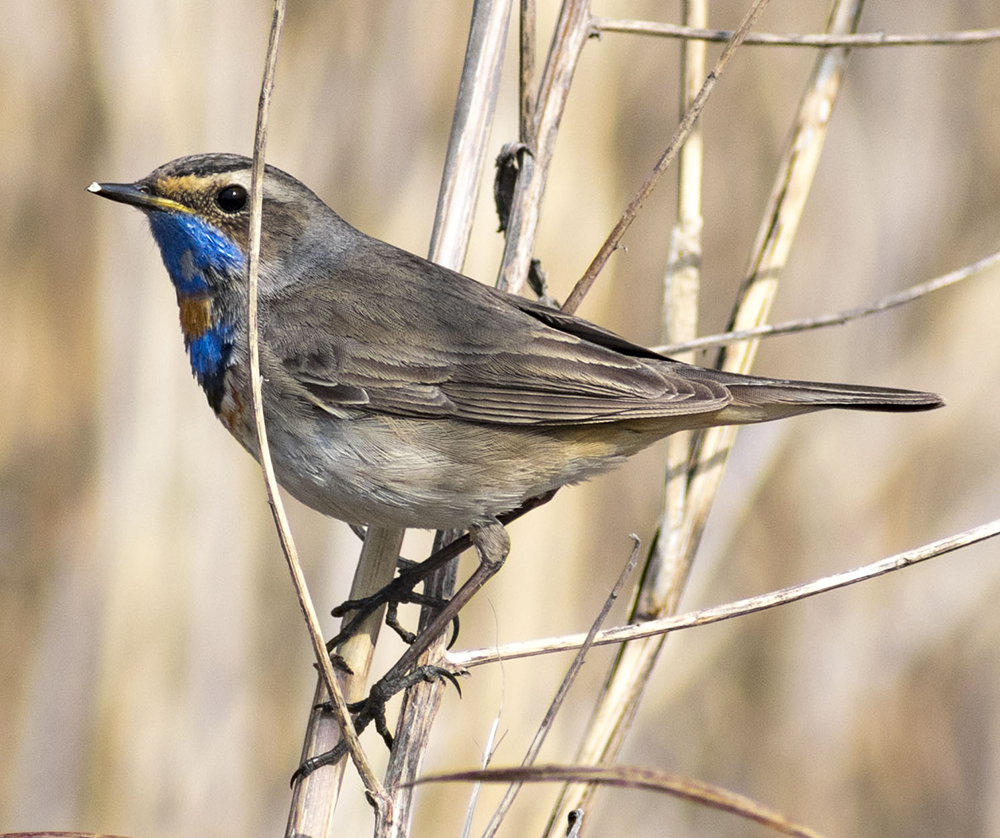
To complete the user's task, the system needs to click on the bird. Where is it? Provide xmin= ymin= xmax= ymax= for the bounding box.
xmin=88 ymin=153 xmax=943 ymax=555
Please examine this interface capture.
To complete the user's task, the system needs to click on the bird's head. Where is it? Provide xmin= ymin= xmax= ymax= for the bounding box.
xmin=89 ymin=152 xmax=330 ymax=296
xmin=89 ymin=153 xmax=334 ymax=409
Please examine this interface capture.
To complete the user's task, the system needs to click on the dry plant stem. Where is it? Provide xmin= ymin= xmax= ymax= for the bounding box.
xmin=594 ymin=17 xmax=1000 ymax=48
xmin=520 ymin=0 xmax=537 ymax=144
xmin=429 ymin=0 xmax=513 ymax=265
xmin=548 ymin=0 xmax=863 ymax=825
xmin=673 ymin=0 xmax=862 ymax=655
xmin=1 ymin=834 xmax=136 ymax=838
xmin=482 ymin=539 xmax=639 ymax=836
xmin=496 ymin=0 xmax=591 ymax=294
xmin=462 ymin=716 xmax=503 ymax=838
xmin=561 ymin=0 xmax=773 ymax=315
xmin=381 ymin=3 xmax=513 ymax=834
xmin=544 ymin=2 xmax=706 ymax=825
xmin=450 ymin=517 xmax=1000 ymax=667
xmin=643 ymin=0 xmax=708 ymax=623
xmin=546 ymin=2 xmax=708 ymax=826
xmin=379 ymin=532 xmax=458 ymax=837
xmin=690 ymin=0 xmax=865 ymax=555
xmin=242 ymin=0 xmax=387 ymax=826
xmin=292 ymin=527 xmax=405 ymax=834
xmin=417 ymin=765 xmax=826 ymax=838
xmin=656 ymin=248 xmax=1000 ymax=354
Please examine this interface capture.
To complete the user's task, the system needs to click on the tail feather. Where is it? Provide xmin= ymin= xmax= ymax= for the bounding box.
xmin=680 ymin=367 xmax=945 ymax=425
xmin=729 ymin=378 xmax=944 ymax=412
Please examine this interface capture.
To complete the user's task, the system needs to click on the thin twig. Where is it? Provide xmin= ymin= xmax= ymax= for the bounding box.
xmin=593 ymin=17 xmax=1000 ymax=47
xmin=449 ymin=518 xmax=1000 ymax=668
xmin=561 ymin=0 xmax=773 ymax=314
xmin=243 ymin=0 xmax=386 ymax=830
xmin=482 ymin=539 xmax=640 ymax=836
xmin=417 ymin=764 xmax=827 ymax=838
xmin=461 ymin=715 xmax=503 ymax=838
xmin=653 ymin=249 xmax=1000 ymax=354
xmin=520 ymin=0 xmax=537 ymax=145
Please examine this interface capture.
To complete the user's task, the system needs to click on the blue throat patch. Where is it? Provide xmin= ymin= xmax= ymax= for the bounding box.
xmin=148 ymin=211 xmax=245 ymax=412
xmin=147 ymin=211 xmax=243 ymax=293
xmin=183 ymin=318 xmax=237 ymax=411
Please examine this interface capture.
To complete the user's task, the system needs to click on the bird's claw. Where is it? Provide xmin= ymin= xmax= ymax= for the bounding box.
xmin=292 ymin=663 xmax=467 ymax=784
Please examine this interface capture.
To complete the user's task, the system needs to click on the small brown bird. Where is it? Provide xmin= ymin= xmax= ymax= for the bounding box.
xmin=90 ymin=153 xmax=943 ymax=554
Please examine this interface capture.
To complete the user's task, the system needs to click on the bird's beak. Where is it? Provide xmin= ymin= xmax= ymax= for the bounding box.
xmin=87 ymin=181 xmax=193 ymax=214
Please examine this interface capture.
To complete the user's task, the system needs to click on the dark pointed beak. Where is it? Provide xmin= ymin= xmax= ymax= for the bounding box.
xmin=87 ymin=181 xmax=192 ymax=214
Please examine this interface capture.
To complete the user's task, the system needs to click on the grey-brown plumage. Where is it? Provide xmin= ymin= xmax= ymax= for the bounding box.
xmin=90 ymin=154 xmax=943 ymax=533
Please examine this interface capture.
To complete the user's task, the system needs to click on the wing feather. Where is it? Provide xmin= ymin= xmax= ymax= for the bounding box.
xmin=267 ymin=236 xmax=732 ymax=426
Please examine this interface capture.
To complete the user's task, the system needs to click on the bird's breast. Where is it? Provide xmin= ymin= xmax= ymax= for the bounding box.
xmin=217 ymin=375 xmax=254 ymax=447
xmin=174 ymin=290 xmax=236 ymax=413
xmin=178 ymin=293 xmax=213 ymax=339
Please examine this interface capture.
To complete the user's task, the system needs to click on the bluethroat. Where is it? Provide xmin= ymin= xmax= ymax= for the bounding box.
xmin=89 ymin=154 xmax=942 ymax=553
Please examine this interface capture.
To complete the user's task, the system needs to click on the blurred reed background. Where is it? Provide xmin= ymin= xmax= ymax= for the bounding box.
xmin=2 ymin=1 xmax=999 ymax=836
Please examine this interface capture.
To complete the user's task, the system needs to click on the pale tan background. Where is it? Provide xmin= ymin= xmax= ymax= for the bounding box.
xmin=2 ymin=1 xmax=999 ymax=836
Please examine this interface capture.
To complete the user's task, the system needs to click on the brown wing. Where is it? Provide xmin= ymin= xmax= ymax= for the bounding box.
xmin=269 ymin=235 xmax=732 ymax=426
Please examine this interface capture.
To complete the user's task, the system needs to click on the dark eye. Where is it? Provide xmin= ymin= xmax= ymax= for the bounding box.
xmin=216 ymin=184 xmax=247 ymax=212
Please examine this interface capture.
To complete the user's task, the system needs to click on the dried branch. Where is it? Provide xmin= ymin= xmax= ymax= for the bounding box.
xmin=290 ymin=526 xmax=404 ymax=833
xmin=416 ymin=764 xmax=827 ymax=838
xmin=643 ymin=0 xmax=708 ymax=652
xmin=496 ymin=0 xmax=591 ymax=294
xmin=655 ymin=249 xmax=1000 ymax=354
xmin=519 ymin=0 xmax=537 ymax=144
xmin=428 ymin=0 xmax=514 ymax=269
xmin=548 ymin=0 xmax=706 ymax=830
xmin=561 ymin=0 xmax=773 ymax=314
xmin=593 ymin=17 xmax=1000 ymax=48
xmin=449 ymin=518 xmax=1000 ymax=668
xmin=242 ymin=0 xmax=389 ymax=829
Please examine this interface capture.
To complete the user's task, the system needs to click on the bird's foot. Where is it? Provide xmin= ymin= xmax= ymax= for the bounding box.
xmin=328 ymin=554 xmax=464 ymax=650
xmin=291 ymin=663 xmax=466 ymax=782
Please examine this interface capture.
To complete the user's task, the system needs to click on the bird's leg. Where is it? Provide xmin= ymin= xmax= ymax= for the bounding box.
xmin=328 ymin=536 xmax=469 ymax=649
xmin=362 ymin=519 xmax=510 ymax=690
xmin=292 ymin=663 xmax=466 ymax=782
xmin=347 ymin=664 xmax=466 ymax=749
xmin=294 ymin=519 xmax=511 ymax=781
xmin=383 ymin=593 xmax=460 ymax=646
xmin=328 ymin=491 xmax=556 ymax=649
xmin=344 ymin=517 xmax=509 ymax=733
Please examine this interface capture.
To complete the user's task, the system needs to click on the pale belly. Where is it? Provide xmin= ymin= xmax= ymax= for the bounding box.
xmin=219 ymin=381 xmax=637 ymax=529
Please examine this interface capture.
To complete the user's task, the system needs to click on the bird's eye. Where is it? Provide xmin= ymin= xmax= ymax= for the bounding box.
xmin=216 ymin=184 xmax=248 ymax=213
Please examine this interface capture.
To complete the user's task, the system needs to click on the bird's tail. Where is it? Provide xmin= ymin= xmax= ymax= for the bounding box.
xmin=680 ymin=367 xmax=944 ymax=425
xmin=732 ymin=377 xmax=942 ymax=410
